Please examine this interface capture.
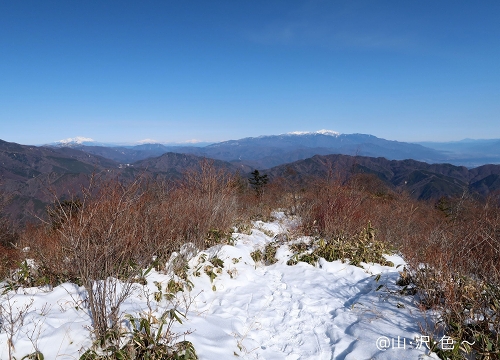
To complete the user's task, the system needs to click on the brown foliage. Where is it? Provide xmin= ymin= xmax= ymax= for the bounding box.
xmin=299 ymin=177 xmax=374 ymax=239
xmin=6 ymin=160 xmax=499 ymax=356
xmin=293 ymin=173 xmax=499 ymax=358
xmin=168 ymin=160 xmax=239 ymax=248
xmin=13 ymin=161 xmax=240 ymax=342
xmin=22 ymin=161 xmax=240 ymax=282
xmin=0 ymin=191 xmax=21 ymax=280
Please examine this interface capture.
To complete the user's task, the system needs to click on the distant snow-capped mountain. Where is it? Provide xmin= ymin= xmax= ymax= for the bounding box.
xmin=56 ymin=136 xmax=95 ymax=145
xmin=46 ymin=137 xmax=213 ymax=148
xmin=200 ymin=130 xmax=447 ymax=168
xmin=46 ymin=137 xmax=113 ymax=147
xmin=285 ymin=129 xmax=340 ymax=136
xmin=36 ymin=130 xmax=500 ymax=169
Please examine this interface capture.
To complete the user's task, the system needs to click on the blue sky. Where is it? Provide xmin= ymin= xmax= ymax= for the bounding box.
xmin=1 ymin=1 xmax=499 ymax=145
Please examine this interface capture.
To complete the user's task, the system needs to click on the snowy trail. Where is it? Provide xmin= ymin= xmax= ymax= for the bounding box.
xmin=176 ymin=217 xmax=438 ymax=360
xmin=0 ymin=215 xmax=439 ymax=359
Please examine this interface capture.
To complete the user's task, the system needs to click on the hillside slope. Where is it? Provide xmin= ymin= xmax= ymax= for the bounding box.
xmin=265 ymin=154 xmax=500 ymax=200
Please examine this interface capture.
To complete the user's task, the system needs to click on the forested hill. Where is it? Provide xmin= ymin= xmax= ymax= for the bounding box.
xmin=265 ymin=154 xmax=500 ymax=200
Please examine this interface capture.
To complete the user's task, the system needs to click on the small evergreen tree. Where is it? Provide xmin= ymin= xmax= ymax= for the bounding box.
xmin=248 ymin=170 xmax=269 ymax=198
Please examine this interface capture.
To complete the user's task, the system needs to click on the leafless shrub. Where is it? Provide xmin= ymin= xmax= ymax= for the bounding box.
xmin=282 ymin=174 xmax=499 ymax=358
xmin=18 ymin=161 xmax=241 ymax=345
xmin=0 ymin=191 xmax=20 ymax=280
xmin=412 ymin=193 xmax=500 ymax=358
xmin=0 ymin=292 xmax=34 ymax=360
xmin=164 ymin=160 xmax=239 ymax=249
xmin=298 ymin=177 xmax=372 ymax=239
xmin=45 ymin=175 xmax=154 ymax=341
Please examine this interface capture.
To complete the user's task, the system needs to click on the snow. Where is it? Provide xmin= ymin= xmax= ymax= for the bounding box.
xmin=56 ymin=136 xmax=94 ymax=145
xmin=286 ymin=130 xmax=341 ymax=137
xmin=315 ymin=129 xmax=340 ymax=136
xmin=0 ymin=214 xmax=439 ymax=359
xmin=137 ymin=138 xmax=160 ymax=144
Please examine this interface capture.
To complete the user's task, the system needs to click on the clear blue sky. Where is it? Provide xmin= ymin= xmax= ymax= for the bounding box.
xmin=1 ymin=1 xmax=499 ymax=145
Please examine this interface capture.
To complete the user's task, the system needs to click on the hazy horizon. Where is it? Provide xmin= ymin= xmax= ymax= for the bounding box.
xmin=3 ymin=130 xmax=500 ymax=148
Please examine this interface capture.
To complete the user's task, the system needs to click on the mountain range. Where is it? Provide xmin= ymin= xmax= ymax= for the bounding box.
xmin=47 ymin=130 xmax=500 ymax=169
xmin=266 ymin=154 xmax=500 ymax=200
xmin=2 ymin=131 xmax=500 ymax=224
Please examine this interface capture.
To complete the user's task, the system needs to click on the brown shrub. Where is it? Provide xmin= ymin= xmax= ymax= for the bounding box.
xmin=0 ymin=190 xmax=21 ymax=279
xmin=16 ymin=161 xmax=241 ymax=342
xmin=165 ymin=160 xmax=240 ymax=248
xmin=299 ymin=177 xmax=373 ymax=239
xmin=0 ymin=246 xmax=20 ymax=281
xmin=289 ymin=174 xmax=498 ymax=357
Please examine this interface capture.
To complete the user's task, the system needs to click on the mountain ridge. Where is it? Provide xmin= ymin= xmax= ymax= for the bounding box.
xmin=3 ymin=133 xmax=500 ymax=223
xmin=264 ymin=153 xmax=500 ymax=200
xmin=36 ymin=131 xmax=500 ymax=168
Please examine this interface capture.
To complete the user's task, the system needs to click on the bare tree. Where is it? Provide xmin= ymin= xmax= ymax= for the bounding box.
xmin=51 ymin=174 xmax=151 ymax=341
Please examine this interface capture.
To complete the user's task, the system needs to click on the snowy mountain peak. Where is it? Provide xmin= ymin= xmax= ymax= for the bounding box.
xmin=316 ymin=129 xmax=340 ymax=136
xmin=56 ymin=136 xmax=94 ymax=145
xmin=286 ymin=129 xmax=340 ymax=137
xmin=137 ymin=139 xmax=160 ymax=144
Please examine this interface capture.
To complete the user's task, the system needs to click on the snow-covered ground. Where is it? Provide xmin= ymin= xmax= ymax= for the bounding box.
xmin=0 ymin=213 xmax=439 ymax=359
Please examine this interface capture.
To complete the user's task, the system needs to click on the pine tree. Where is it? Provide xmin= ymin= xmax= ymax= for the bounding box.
xmin=248 ymin=170 xmax=269 ymax=198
